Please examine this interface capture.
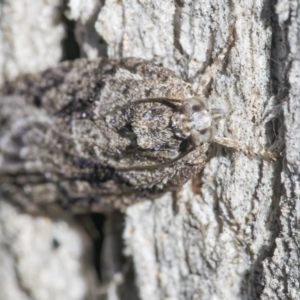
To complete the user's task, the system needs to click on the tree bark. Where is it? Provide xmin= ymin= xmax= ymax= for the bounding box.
xmin=0 ymin=0 xmax=299 ymax=300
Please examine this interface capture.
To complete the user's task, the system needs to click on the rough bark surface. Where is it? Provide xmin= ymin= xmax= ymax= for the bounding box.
xmin=0 ymin=0 xmax=298 ymax=300
xmin=0 ymin=1 xmax=98 ymax=300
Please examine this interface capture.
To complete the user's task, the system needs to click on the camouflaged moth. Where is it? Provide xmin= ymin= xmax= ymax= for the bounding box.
xmin=0 ymin=38 xmax=275 ymax=212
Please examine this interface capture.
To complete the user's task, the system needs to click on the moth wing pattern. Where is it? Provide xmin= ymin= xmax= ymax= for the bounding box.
xmin=0 ymin=58 xmax=210 ymax=212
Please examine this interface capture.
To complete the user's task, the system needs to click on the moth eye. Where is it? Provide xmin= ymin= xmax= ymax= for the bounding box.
xmin=199 ymin=126 xmax=215 ymax=143
xmin=191 ymin=105 xmax=202 ymax=112
xmin=190 ymin=126 xmax=216 ymax=147
xmin=187 ymin=97 xmax=208 ymax=111
xmin=181 ymin=97 xmax=208 ymax=116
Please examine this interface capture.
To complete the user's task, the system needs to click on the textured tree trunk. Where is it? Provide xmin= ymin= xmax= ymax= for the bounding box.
xmin=0 ymin=0 xmax=299 ymax=300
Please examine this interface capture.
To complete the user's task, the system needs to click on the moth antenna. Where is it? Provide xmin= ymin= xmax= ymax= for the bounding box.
xmin=213 ymin=137 xmax=278 ymax=161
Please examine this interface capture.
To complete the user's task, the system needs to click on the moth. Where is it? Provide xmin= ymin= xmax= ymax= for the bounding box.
xmin=0 ymin=39 xmax=275 ymax=213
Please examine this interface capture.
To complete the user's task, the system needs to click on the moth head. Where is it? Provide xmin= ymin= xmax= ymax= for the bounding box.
xmin=171 ymin=97 xmax=225 ymax=146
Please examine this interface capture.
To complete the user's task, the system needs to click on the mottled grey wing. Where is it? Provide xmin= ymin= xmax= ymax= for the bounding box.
xmin=0 ymin=58 xmax=208 ymax=213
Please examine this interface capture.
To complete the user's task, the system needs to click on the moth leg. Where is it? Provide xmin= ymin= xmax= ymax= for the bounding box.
xmin=213 ymin=136 xmax=278 ymax=161
xmin=195 ymin=33 xmax=235 ymax=96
